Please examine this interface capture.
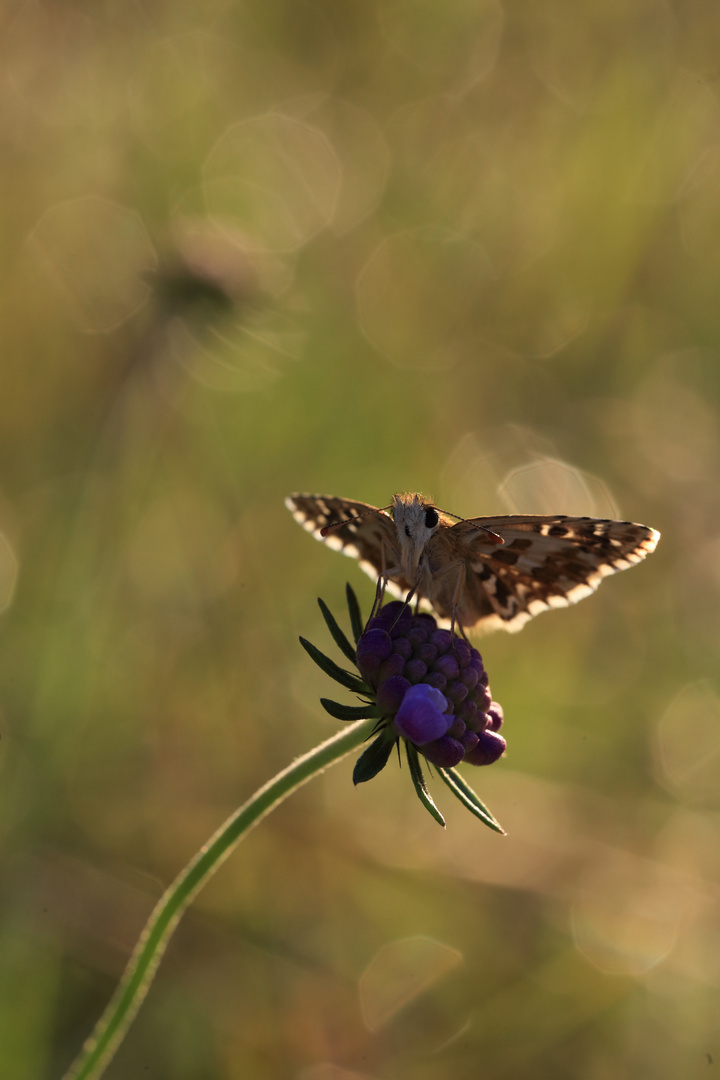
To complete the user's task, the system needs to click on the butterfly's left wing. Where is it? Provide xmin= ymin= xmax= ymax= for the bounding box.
xmin=436 ymin=514 xmax=660 ymax=634
xmin=285 ymin=493 xmax=414 ymax=593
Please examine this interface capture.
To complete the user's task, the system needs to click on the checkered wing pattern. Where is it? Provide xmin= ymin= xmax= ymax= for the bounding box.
xmin=430 ymin=514 xmax=660 ymax=633
xmin=285 ymin=493 xmax=415 ymax=594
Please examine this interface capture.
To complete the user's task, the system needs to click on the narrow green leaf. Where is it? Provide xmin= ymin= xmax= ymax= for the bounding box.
xmin=320 ymin=698 xmax=380 ymax=721
xmin=436 ymin=767 xmax=505 ymax=834
xmin=317 ymin=598 xmax=356 ymax=664
xmin=299 ymin=637 xmax=369 ymax=693
xmin=406 ymin=743 xmax=446 ymax=828
xmin=346 ymin=583 xmax=364 ymax=644
xmin=442 ymin=766 xmax=502 ymax=825
xmin=353 ymin=731 xmax=396 ymax=784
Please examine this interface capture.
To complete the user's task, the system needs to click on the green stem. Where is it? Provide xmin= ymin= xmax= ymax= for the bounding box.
xmin=61 ymin=717 xmax=376 ymax=1080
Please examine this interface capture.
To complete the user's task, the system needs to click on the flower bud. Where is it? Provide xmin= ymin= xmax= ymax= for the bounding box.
xmin=355 ymin=629 xmax=393 ymax=686
xmin=421 ymin=734 xmax=465 ymax=768
xmin=394 ymin=684 xmax=452 ymax=744
xmin=376 ymin=675 xmax=411 ymax=714
xmin=463 ymin=728 xmax=507 ymax=766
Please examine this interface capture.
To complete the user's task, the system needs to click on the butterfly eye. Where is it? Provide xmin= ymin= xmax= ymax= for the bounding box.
xmin=424 ymin=508 xmax=439 ymax=528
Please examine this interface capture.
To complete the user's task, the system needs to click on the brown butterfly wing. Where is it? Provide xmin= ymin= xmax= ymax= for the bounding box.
xmin=438 ymin=515 xmax=660 ymax=633
xmin=285 ymin=493 xmax=415 ymax=593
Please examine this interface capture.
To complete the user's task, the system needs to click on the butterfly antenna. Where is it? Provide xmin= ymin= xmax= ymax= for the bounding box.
xmin=320 ymin=504 xmax=393 ymax=537
xmin=437 ymin=507 xmax=504 ymax=545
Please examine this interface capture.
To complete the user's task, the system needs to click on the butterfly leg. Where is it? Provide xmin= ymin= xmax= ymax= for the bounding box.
xmin=397 ymin=583 xmax=418 ymax=625
xmin=368 ymin=537 xmax=402 ymax=624
xmin=369 ymin=573 xmax=386 ymax=621
xmin=372 ymin=566 xmax=422 ymax=631
xmin=447 ymin=562 xmax=469 ymax=644
xmin=368 ymin=568 xmax=404 ymax=625
xmin=386 ymin=581 xmax=430 ymax=632
xmin=427 ymin=558 xmax=467 ymax=639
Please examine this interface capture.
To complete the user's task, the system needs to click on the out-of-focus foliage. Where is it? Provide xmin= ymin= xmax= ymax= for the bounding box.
xmin=1 ymin=1 xmax=719 ymax=1077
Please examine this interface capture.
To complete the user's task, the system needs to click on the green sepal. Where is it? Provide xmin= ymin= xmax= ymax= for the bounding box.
xmin=320 ymin=698 xmax=380 ymax=722
xmin=345 ymin=583 xmax=364 ymax=644
xmin=405 ymin=743 xmax=446 ymax=828
xmin=299 ymin=637 xmax=369 ymax=694
xmin=436 ymin=766 xmax=505 ymax=834
xmin=353 ymin=730 xmax=397 ymax=784
xmin=317 ymin=597 xmax=356 ymax=665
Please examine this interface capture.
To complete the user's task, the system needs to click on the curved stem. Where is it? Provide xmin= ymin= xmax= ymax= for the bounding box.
xmin=62 ymin=717 xmax=376 ymax=1080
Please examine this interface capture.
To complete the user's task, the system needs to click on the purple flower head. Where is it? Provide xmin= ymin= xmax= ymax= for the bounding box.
xmin=304 ymin=588 xmax=507 ymax=833
xmin=359 ymin=605 xmax=506 ymax=771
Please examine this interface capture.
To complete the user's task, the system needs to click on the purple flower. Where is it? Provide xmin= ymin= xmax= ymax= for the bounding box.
xmin=357 ymin=606 xmax=506 ymax=771
xmin=304 ymin=588 xmax=507 ymax=832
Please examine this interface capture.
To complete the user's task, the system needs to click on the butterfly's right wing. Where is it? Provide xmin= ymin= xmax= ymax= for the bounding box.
xmin=447 ymin=514 xmax=659 ymax=634
xmin=285 ymin=493 xmax=410 ymax=592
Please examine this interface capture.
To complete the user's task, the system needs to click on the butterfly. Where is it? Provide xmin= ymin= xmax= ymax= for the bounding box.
xmin=285 ymin=492 xmax=660 ymax=635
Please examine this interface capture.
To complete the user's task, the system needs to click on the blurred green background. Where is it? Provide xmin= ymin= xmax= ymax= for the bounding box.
xmin=1 ymin=1 xmax=719 ymax=1077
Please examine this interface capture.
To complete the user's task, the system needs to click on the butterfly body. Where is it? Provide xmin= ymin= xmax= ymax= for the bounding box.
xmin=285 ymin=492 xmax=660 ymax=635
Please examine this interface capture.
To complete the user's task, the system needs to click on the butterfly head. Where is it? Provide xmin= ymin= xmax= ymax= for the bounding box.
xmin=392 ymin=493 xmax=441 ymax=578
